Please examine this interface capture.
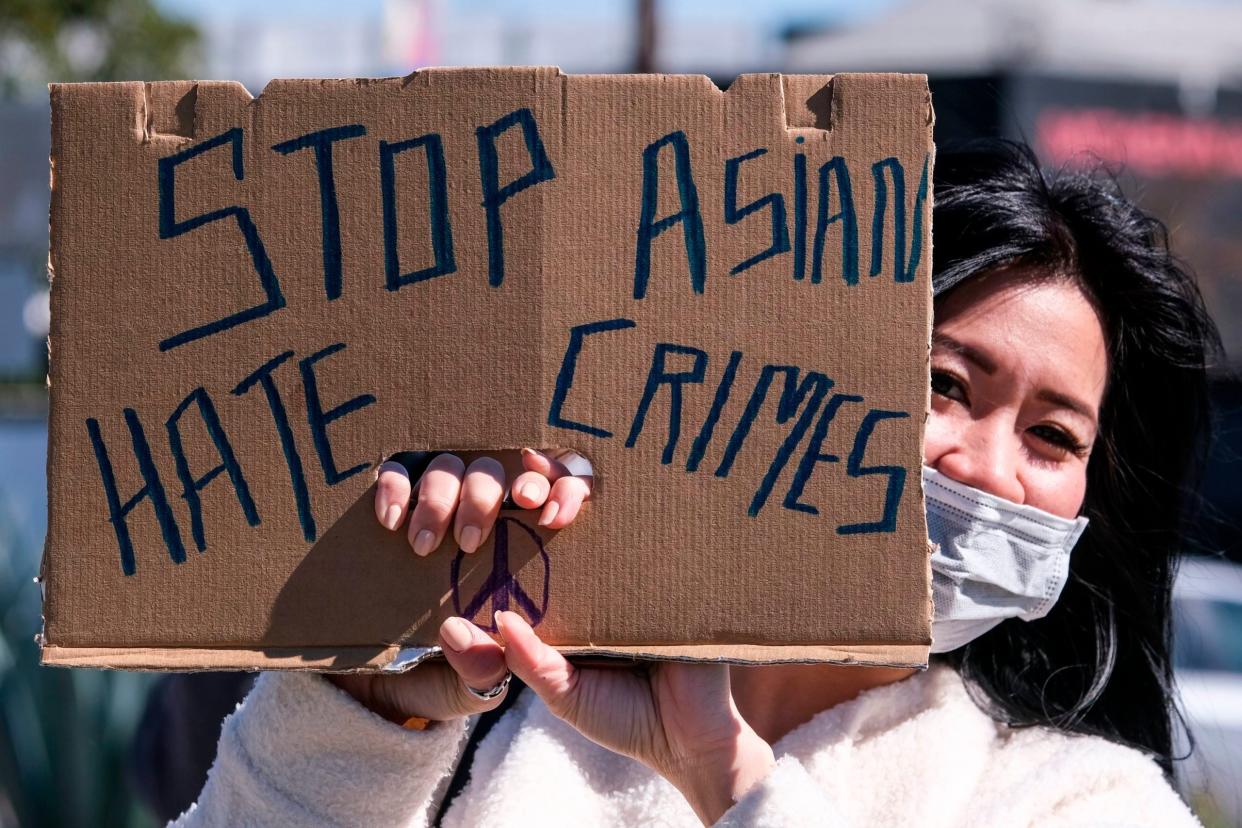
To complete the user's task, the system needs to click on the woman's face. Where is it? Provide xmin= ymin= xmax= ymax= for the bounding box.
xmin=923 ymin=267 xmax=1109 ymax=519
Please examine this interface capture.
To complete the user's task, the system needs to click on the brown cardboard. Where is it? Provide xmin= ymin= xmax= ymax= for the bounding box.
xmin=41 ymin=69 xmax=934 ymax=671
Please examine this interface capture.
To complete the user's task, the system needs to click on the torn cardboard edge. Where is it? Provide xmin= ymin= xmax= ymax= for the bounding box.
xmin=40 ymin=642 xmax=930 ymax=672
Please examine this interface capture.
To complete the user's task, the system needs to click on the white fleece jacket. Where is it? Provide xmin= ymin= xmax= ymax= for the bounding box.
xmin=172 ymin=663 xmax=1199 ymax=827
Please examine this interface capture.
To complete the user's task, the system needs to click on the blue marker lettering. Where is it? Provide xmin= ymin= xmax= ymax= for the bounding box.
xmin=869 ymin=155 xmax=928 ymax=283
xmin=837 ymin=409 xmax=909 ymax=534
xmin=811 ymin=156 xmax=858 ymax=285
xmin=157 ymin=128 xmax=285 ymax=351
xmin=166 ymin=386 xmax=260 ymax=553
xmin=476 ymin=108 xmax=556 ymax=287
xmin=86 ymin=412 xmax=186 ymax=575
xmin=232 ymin=352 xmax=316 ymax=542
xmin=625 ymin=343 xmax=709 ymax=465
xmin=298 ymin=342 xmax=377 ymax=486
xmin=380 ymin=132 xmax=457 ymax=289
xmin=272 ymin=124 xmax=367 ymax=300
xmin=724 ymin=148 xmax=790 ymax=275
xmin=783 ymin=392 xmax=863 ymax=514
xmin=633 ymin=131 xmax=706 ymax=299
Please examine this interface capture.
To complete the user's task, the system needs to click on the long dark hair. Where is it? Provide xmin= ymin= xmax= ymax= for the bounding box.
xmin=931 ymin=140 xmax=1222 ymax=776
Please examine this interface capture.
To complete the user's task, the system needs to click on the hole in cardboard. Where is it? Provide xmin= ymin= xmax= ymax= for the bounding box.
xmin=379 ymin=448 xmax=594 ymax=497
xmin=262 ymin=447 xmax=588 ymax=662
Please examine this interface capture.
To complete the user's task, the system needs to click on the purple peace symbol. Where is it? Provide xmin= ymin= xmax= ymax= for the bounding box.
xmin=451 ymin=516 xmax=550 ymax=632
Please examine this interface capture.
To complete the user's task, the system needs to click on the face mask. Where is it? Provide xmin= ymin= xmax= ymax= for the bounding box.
xmin=924 ymin=465 xmax=1089 ymax=654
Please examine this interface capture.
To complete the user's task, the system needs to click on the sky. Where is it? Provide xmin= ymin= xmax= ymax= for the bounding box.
xmin=155 ymin=0 xmax=897 ymax=27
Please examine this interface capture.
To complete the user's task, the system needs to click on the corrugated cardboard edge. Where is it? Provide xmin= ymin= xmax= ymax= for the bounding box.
xmin=40 ymin=642 xmax=928 ymax=672
xmin=920 ymin=83 xmax=937 ymax=653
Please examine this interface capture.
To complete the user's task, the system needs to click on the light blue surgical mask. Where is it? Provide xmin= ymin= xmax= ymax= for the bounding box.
xmin=924 ymin=466 xmax=1090 ymax=654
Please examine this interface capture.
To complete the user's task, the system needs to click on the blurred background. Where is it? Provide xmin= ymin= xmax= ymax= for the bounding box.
xmin=0 ymin=0 xmax=1239 ymax=824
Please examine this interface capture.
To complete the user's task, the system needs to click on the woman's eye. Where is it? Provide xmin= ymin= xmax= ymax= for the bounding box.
xmin=1028 ymin=424 xmax=1089 ymax=458
xmin=930 ymin=370 xmax=967 ymax=403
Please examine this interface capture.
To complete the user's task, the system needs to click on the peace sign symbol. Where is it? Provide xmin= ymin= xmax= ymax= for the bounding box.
xmin=451 ymin=516 xmax=551 ymax=632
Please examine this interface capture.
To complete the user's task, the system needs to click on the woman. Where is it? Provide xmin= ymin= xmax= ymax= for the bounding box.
xmin=172 ymin=141 xmax=1221 ymax=826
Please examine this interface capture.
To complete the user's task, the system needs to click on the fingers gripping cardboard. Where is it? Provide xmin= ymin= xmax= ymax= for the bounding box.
xmin=41 ymin=69 xmax=934 ymax=670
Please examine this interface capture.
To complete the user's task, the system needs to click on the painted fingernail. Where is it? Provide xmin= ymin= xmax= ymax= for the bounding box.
xmin=441 ymin=617 xmax=473 ymax=653
xmin=519 ymin=481 xmax=540 ymax=502
xmin=383 ymin=504 xmax=402 ymax=531
xmin=460 ymin=524 xmax=482 ymax=554
xmin=538 ymin=501 xmax=559 ymax=527
xmin=413 ymin=529 xmax=436 ymax=557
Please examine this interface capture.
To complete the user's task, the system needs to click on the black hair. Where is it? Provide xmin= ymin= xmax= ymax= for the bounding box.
xmin=931 ymin=140 xmax=1222 ymax=777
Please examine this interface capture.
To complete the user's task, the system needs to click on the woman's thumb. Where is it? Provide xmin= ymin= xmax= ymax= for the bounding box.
xmin=494 ymin=610 xmax=579 ymax=719
xmin=438 ymin=616 xmax=510 ymax=713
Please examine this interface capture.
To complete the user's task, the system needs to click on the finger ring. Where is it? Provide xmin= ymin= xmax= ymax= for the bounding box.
xmin=465 ymin=671 xmax=511 ymax=701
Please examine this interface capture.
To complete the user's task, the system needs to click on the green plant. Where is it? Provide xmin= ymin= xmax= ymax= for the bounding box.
xmin=0 ymin=0 xmax=199 ymax=100
xmin=0 ymin=486 xmax=156 ymax=827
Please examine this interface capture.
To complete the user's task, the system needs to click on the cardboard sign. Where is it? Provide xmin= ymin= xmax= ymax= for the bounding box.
xmin=40 ymin=69 xmax=934 ymax=671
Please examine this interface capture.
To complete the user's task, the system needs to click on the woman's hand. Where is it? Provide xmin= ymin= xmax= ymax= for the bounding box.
xmin=330 ymin=615 xmax=512 ymax=723
xmin=495 ymin=611 xmax=776 ymax=825
xmin=337 ymin=448 xmax=773 ymax=823
xmin=376 ymin=448 xmax=591 ymax=555
xmin=331 ymin=448 xmax=590 ymax=724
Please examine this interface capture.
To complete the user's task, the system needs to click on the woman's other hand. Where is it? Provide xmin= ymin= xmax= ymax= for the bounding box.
xmin=495 ymin=611 xmax=776 ymax=825
xmin=329 ymin=615 xmax=512 ymax=723
xmin=331 ymin=448 xmax=591 ymax=724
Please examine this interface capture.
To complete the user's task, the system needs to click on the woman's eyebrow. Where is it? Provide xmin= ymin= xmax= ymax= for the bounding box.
xmin=931 ymin=332 xmax=996 ymax=374
xmin=1037 ymin=389 xmax=1099 ymax=425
